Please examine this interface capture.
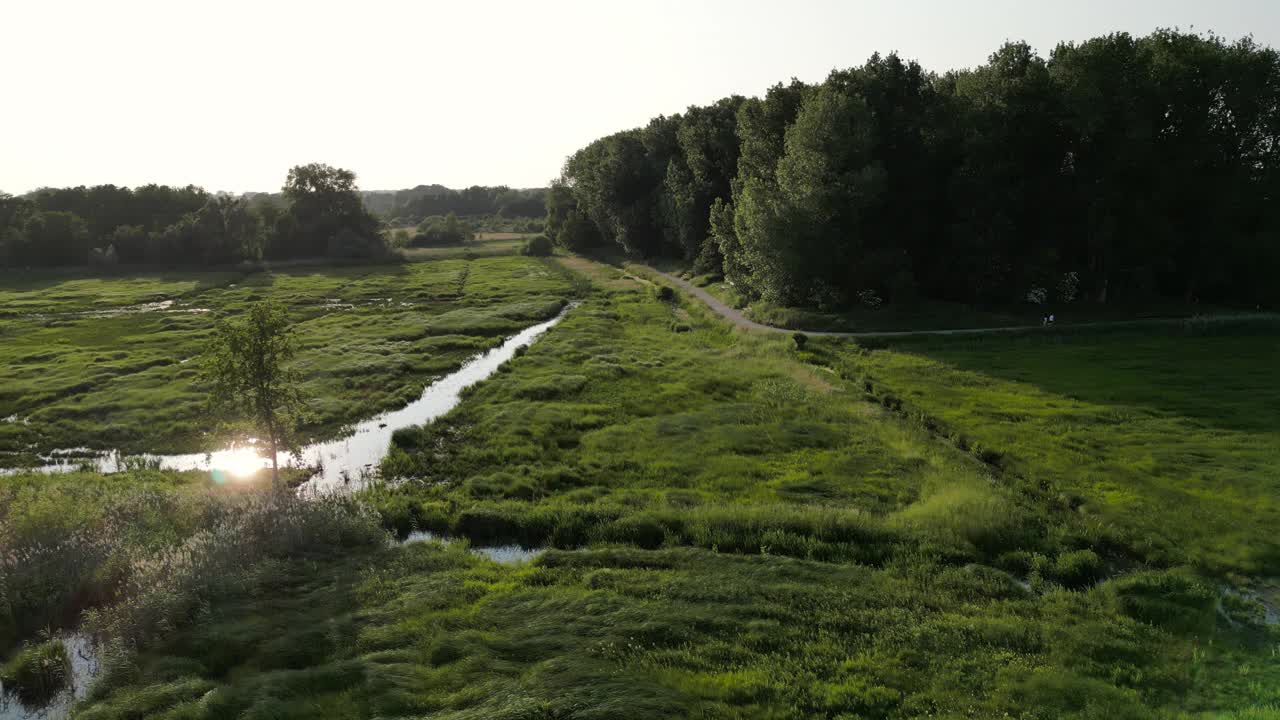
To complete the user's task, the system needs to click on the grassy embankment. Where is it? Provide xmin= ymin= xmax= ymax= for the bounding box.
xmin=0 ymin=252 xmax=573 ymax=466
xmin=53 ymin=255 xmax=1280 ymax=718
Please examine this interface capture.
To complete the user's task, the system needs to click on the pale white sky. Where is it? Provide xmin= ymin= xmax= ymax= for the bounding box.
xmin=2 ymin=0 xmax=1275 ymax=194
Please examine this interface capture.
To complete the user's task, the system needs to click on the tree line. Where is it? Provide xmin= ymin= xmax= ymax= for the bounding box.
xmin=366 ymin=185 xmax=547 ymax=226
xmin=0 ymin=164 xmax=386 ymax=267
xmin=548 ymin=30 xmax=1280 ymax=309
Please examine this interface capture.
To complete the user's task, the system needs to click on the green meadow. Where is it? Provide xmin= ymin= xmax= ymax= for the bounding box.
xmin=830 ymin=325 xmax=1280 ymax=577
xmin=1 ymin=255 xmax=1278 ymax=718
xmin=0 ymin=254 xmax=574 ymax=465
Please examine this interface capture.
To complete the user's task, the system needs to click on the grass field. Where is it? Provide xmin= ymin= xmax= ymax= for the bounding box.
xmin=396 ymin=233 xmax=532 ymax=261
xmin=821 ymin=327 xmax=1280 ymax=577
xmin=21 ymin=256 xmax=1271 ymax=719
xmin=0 ymin=255 xmax=574 ymax=465
xmin=665 ymin=265 xmax=1250 ymax=333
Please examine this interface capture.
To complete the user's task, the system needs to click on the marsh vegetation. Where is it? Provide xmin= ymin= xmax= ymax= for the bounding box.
xmin=5 ymin=252 xmax=1275 ymax=719
xmin=3 ymin=25 xmax=1280 ymax=718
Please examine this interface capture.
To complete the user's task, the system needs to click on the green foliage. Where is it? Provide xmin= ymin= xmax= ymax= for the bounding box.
xmin=366 ymin=184 xmax=546 ymax=223
xmin=276 ymin=163 xmax=384 ymax=260
xmin=837 ymin=327 xmax=1280 ymax=576
xmin=0 ymin=640 xmax=71 ymax=706
xmin=14 ymin=210 xmax=91 ymax=266
xmin=6 ymin=256 xmax=1280 ymax=718
xmin=0 ymin=257 xmax=574 ymax=462
xmin=520 ymin=234 xmax=554 ymax=257
xmin=557 ymin=32 xmax=1280 ymax=310
xmin=203 ymin=300 xmax=304 ymax=485
xmin=1107 ymin=570 xmax=1218 ymax=634
xmin=0 ymin=165 xmax=393 ymax=267
xmin=411 ymin=212 xmax=473 ymax=246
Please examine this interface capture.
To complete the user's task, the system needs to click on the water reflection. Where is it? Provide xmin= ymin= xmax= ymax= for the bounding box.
xmin=0 ymin=634 xmax=98 ymax=720
xmin=6 ymin=306 xmax=571 ymax=490
xmin=398 ymin=530 xmax=544 ymax=565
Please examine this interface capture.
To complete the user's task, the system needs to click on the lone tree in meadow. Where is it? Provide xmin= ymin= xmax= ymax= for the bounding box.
xmin=203 ymin=300 xmax=305 ymax=489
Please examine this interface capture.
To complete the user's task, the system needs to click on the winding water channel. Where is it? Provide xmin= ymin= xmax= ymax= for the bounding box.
xmin=12 ymin=307 xmax=571 ymax=492
xmin=1 ymin=310 xmax=569 ymax=719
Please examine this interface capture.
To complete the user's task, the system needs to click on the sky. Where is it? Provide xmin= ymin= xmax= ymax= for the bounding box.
xmin=2 ymin=0 xmax=1277 ymax=194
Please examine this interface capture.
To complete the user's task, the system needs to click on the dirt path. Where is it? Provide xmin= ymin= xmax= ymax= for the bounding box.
xmin=651 ymin=269 xmax=1277 ymax=339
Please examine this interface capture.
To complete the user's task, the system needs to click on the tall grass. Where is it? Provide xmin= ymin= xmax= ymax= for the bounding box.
xmin=84 ymin=492 xmax=385 ymax=659
xmin=0 ymin=468 xmax=386 ymax=699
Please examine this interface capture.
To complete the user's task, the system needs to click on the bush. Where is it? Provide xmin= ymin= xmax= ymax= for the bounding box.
xmin=521 ymin=234 xmax=554 ymax=257
xmin=792 ymin=332 xmax=808 ymax=350
xmin=1051 ymin=549 xmax=1105 ymax=589
xmin=327 ymin=227 xmax=388 ymax=258
xmin=411 ymin=213 xmax=472 ymax=246
xmin=0 ymin=640 xmax=71 ymax=706
xmin=656 ymin=285 xmax=676 ymax=302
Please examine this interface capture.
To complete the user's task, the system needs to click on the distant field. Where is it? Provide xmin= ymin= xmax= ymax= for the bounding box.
xmin=0 ymin=256 xmax=574 ymax=464
xmin=396 ymin=233 xmax=530 ymax=261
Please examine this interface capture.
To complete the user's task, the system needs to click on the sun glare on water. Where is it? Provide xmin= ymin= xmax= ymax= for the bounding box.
xmin=208 ymin=446 xmax=269 ymax=481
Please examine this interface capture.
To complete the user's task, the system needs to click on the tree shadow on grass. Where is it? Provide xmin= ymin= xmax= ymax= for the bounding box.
xmin=896 ymin=329 xmax=1280 ymax=434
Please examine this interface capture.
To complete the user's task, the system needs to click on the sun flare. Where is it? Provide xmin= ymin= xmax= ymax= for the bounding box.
xmin=208 ymin=446 xmax=268 ymax=479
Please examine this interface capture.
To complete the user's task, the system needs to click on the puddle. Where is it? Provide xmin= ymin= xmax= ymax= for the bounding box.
xmin=1222 ymin=581 xmax=1280 ymax=626
xmin=0 ymin=634 xmax=99 ymax=720
xmin=13 ymin=300 xmax=213 ymax=321
xmin=398 ymin=530 xmax=544 ymax=565
xmin=5 ymin=306 xmax=572 ymax=492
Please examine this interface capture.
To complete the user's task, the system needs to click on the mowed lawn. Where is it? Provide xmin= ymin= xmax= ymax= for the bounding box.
xmin=0 ymin=256 xmax=575 ymax=464
xmin=834 ymin=328 xmax=1280 ymax=578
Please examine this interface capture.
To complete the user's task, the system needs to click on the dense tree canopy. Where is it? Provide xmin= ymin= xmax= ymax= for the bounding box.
xmin=554 ymin=30 xmax=1280 ymax=308
xmin=0 ymin=165 xmax=386 ymax=267
xmin=365 ymin=185 xmax=547 ymax=224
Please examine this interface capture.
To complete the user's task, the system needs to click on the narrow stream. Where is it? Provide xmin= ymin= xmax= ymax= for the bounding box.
xmin=0 ymin=308 xmax=571 ymax=718
xmin=9 ymin=307 xmax=570 ymax=491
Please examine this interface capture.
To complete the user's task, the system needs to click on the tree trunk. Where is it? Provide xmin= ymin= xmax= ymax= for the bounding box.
xmin=269 ymin=429 xmax=280 ymax=492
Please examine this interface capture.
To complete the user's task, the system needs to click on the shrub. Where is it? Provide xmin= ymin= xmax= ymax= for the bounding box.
xmin=390 ymin=427 xmax=423 ymax=450
xmin=0 ymin=640 xmax=71 ymax=706
xmin=656 ymin=285 xmax=676 ymax=302
xmin=521 ymin=234 xmax=554 ymax=257
xmin=327 ymin=227 xmax=388 ymax=258
xmin=792 ymin=332 xmax=808 ymax=350
xmin=411 ymin=213 xmax=472 ymax=246
xmin=1051 ymin=549 xmax=1105 ymax=589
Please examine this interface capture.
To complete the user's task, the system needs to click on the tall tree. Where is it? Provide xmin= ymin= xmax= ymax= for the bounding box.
xmin=717 ymin=80 xmax=809 ymax=295
xmin=664 ymin=96 xmax=745 ymax=268
xmin=946 ymin=42 xmax=1069 ymax=303
xmin=1051 ymin=33 xmax=1160 ymax=303
xmin=203 ymin=301 xmax=305 ymax=489
xmin=276 ymin=163 xmax=381 ymax=258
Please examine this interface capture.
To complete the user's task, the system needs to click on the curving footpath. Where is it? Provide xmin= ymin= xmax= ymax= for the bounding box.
xmin=652 ymin=269 xmax=1278 ymax=339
